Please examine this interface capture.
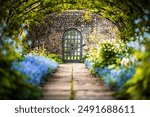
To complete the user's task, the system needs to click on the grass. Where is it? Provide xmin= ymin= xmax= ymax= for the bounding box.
xmin=70 ymin=63 xmax=74 ymax=100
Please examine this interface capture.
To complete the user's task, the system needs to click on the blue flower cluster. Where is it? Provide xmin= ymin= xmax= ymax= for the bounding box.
xmin=12 ymin=55 xmax=58 ymax=85
xmin=84 ymin=59 xmax=93 ymax=69
xmin=85 ymin=59 xmax=135 ymax=91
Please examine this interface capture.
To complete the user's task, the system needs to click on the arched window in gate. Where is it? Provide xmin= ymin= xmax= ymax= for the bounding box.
xmin=62 ymin=28 xmax=82 ymax=62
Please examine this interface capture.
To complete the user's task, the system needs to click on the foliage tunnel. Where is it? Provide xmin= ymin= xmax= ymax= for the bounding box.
xmin=0 ymin=0 xmax=150 ymax=99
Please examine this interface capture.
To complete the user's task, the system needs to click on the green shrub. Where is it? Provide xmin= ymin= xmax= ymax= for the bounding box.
xmin=100 ymin=42 xmax=119 ymax=65
xmin=0 ymin=68 xmax=42 ymax=99
xmin=29 ymin=46 xmax=47 ymax=57
xmin=0 ymin=22 xmax=42 ymax=99
xmin=47 ymin=54 xmax=63 ymax=64
xmin=91 ymin=41 xmax=128 ymax=69
xmin=124 ymin=38 xmax=150 ymax=99
xmin=0 ymin=43 xmax=42 ymax=99
xmin=116 ymin=11 xmax=150 ymax=99
xmin=29 ymin=47 xmax=63 ymax=64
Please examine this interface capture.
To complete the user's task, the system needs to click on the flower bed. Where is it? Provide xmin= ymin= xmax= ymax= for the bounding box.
xmin=12 ymin=55 xmax=58 ymax=85
xmin=84 ymin=59 xmax=135 ymax=91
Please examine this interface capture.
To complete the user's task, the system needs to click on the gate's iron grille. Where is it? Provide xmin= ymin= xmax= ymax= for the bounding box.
xmin=62 ymin=28 xmax=82 ymax=62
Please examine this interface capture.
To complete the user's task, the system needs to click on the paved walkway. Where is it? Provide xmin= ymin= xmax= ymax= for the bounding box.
xmin=42 ymin=63 xmax=114 ymax=100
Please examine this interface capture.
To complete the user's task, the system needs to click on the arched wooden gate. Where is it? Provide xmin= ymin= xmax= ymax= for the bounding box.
xmin=62 ymin=28 xmax=82 ymax=62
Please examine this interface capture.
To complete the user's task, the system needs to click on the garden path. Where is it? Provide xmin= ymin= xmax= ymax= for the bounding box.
xmin=42 ymin=63 xmax=115 ymax=100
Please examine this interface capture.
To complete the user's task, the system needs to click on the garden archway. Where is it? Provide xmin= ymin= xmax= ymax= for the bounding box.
xmin=1 ymin=0 xmax=149 ymax=100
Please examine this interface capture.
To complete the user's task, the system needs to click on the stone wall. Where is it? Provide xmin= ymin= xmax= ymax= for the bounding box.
xmin=27 ymin=10 xmax=118 ymax=56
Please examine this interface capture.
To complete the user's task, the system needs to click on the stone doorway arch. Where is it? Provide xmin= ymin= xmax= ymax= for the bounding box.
xmin=62 ymin=28 xmax=82 ymax=62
